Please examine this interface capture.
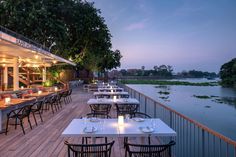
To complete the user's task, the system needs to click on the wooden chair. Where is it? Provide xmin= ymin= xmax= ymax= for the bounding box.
xmin=31 ymin=99 xmax=44 ymax=126
xmin=125 ymin=141 xmax=176 ymax=157
xmin=115 ymin=103 xmax=139 ymax=117
xmin=5 ymin=105 xmax=33 ymax=135
xmin=64 ymin=141 xmax=115 ymax=157
xmin=89 ymin=104 xmax=111 ymax=118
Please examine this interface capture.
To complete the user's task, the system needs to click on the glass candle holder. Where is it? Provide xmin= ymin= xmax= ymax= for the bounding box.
xmin=118 ymin=115 xmax=124 ymax=126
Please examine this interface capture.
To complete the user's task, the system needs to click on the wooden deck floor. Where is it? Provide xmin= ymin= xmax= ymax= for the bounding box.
xmin=0 ymin=87 xmax=153 ymax=157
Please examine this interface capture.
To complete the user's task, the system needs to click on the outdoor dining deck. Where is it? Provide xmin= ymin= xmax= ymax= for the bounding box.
xmin=0 ymin=87 xmax=161 ymax=157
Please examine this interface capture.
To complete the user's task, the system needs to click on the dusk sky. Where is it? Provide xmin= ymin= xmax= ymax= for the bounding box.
xmin=88 ymin=0 xmax=236 ymax=73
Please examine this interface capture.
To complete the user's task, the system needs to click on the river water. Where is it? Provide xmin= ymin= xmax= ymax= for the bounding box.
xmin=126 ymin=78 xmax=236 ymax=141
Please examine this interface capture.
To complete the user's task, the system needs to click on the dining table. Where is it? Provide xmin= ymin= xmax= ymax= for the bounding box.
xmin=0 ymin=97 xmax=36 ymax=133
xmin=62 ymin=118 xmax=176 ymax=143
xmin=93 ymin=91 xmax=129 ymax=98
xmin=0 ymin=91 xmax=56 ymax=133
xmin=97 ymin=87 xmax=124 ymax=92
xmin=87 ymin=98 xmax=140 ymax=105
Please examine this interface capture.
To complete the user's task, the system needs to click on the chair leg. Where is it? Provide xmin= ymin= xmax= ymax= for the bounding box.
xmin=70 ymin=96 xmax=72 ymax=102
xmin=5 ymin=117 xmax=9 ymax=135
xmin=148 ymin=136 xmax=151 ymax=145
xmin=32 ymin=112 xmax=38 ymax=126
xmin=15 ymin=117 xmax=17 ymax=129
xmin=64 ymin=97 xmax=66 ymax=104
xmin=28 ymin=117 xmax=32 ymax=129
xmin=20 ymin=120 xmax=25 ymax=135
xmin=39 ymin=111 xmax=43 ymax=122
xmin=51 ymin=104 xmax=54 ymax=114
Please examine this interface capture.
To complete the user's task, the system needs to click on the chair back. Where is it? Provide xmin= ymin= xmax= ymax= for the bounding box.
xmin=50 ymin=94 xmax=58 ymax=104
xmin=120 ymin=94 xmax=129 ymax=98
xmin=95 ymin=94 xmax=110 ymax=99
xmin=64 ymin=141 xmax=115 ymax=157
xmin=31 ymin=100 xmax=44 ymax=111
xmin=115 ymin=103 xmax=139 ymax=116
xmin=89 ymin=104 xmax=111 ymax=115
xmin=21 ymin=105 xmax=32 ymax=117
xmin=125 ymin=141 xmax=176 ymax=157
xmin=86 ymin=112 xmax=111 ymax=119
xmin=131 ymin=112 xmax=151 ymax=118
xmin=68 ymin=89 xmax=72 ymax=95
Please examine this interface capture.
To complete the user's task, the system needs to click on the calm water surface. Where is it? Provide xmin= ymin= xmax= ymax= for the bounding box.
xmin=127 ymin=78 xmax=236 ymax=141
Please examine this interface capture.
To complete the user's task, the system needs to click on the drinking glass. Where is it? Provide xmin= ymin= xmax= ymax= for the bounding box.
xmin=125 ymin=114 xmax=130 ymax=122
xmin=151 ymin=119 xmax=157 ymax=129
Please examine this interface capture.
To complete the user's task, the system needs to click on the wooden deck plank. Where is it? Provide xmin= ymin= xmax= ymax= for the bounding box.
xmin=0 ymin=87 xmax=158 ymax=157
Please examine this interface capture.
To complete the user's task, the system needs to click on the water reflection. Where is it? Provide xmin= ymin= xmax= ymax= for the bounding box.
xmin=128 ymin=82 xmax=236 ymax=140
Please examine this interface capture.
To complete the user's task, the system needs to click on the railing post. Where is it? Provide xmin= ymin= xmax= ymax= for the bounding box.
xmin=154 ymin=102 xmax=157 ymax=118
xmin=139 ymin=93 xmax=141 ymax=112
xmin=144 ymin=97 xmax=147 ymax=114
xmin=202 ymin=129 xmax=205 ymax=157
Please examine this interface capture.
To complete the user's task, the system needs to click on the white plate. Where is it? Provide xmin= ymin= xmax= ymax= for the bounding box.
xmin=89 ymin=118 xmax=100 ymax=122
xmin=139 ymin=127 xmax=154 ymax=133
xmin=83 ymin=127 xmax=98 ymax=133
xmin=132 ymin=118 xmax=145 ymax=122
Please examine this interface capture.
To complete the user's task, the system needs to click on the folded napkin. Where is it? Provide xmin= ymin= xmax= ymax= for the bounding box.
xmin=83 ymin=126 xmax=97 ymax=133
xmin=139 ymin=126 xmax=154 ymax=133
xmin=133 ymin=118 xmax=145 ymax=122
xmin=89 ymin=117 xmax=100 ymax=122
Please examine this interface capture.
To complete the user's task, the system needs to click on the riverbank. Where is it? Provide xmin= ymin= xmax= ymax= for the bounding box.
xmin=119 ymin=79 xmax=219 ymax=86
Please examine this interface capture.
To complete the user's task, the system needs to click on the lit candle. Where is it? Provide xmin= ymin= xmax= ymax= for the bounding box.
xmin=5 ymin=97 xmax=11 ymax=104
xmin=118 ymin=115 xmax=124 ymax=126
xmin=21 ymin=86 xmax=24 ymax=89
xmin=55 ymin=87 xmax=58 ymax=92
xmin=38 ymin=91 xmax=42 ymax=95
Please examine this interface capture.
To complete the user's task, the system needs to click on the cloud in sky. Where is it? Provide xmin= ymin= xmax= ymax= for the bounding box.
xmin=124 ymin=19 xmax=147 ymax=31
xmin=90 ymin=0 xmax=236 ymax=72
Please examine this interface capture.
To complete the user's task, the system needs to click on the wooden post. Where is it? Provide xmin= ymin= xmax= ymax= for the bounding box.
xmin=42 ymin=67 xmax=46 ymax=82
xmin=3 ymin=66 xmax=8 ymax=90
xmin=13 ymin=58 xmax=19 ymax=90
xmin=27 ymin=68 xmax=30 ymax=88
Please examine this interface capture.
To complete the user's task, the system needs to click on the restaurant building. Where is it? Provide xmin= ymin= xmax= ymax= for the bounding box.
xmin=0 ymin=26 xmax=75 ymax=91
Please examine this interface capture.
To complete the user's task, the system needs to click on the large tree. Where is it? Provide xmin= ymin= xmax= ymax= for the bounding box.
xmin=220 ymin=58 xmax=236 ymax=87
xmin=0 ymin=0 xmax=121 ymax=72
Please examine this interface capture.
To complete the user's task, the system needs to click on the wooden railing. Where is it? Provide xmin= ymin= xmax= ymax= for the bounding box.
xmin=122 ymin=84 xmax=236 ymax=157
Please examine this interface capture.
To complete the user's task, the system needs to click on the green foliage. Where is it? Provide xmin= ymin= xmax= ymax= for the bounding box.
xmin=193 ymin=95 xmax=211 ymax=99
xmin=178 ymin=70 xmax=218 ymax=78
xmin=158 ymin=91 xmax=170 ymax=95
xmin=119 ymin=79 xmax=218 ymax=86
xmin=43 ymin=80 xmax=55 ymax=87
xmin=220 ymin=58 xmax=236 ymax=87
xmin=0 ymin=0 xmax=121 ymax=72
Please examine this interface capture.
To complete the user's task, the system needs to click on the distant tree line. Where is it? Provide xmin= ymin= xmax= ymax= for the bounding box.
xmin=220 ymin=58 xmax=236 ymax=87
xmin=120 ymin=65 xmax=173 ymax=78
xmin=118 ymin=65 xmax=218 ymax=79
xmin=177 ymin=70 xmax=218 ymax=79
